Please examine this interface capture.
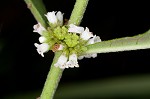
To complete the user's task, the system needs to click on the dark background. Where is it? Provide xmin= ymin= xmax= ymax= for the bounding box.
xmin=0 ymin=0 xmax=150 ymax=99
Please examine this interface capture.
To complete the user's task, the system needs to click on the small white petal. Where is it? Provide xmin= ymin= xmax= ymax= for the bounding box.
xmin=66 ymin=53 xmax=79 ymax=68
xmin=84 ymin=53 xmax=97 ymax=58
xmin=33 ymin=23 xmax=46 ymax=35
xmin=56 ymin=11 xmax=63 ymax=26
xmin=79 ymin=35 xmax=100 ymax=59
xmin=78 ymin=56 xmax=84 ymax=60
xmin=87 ymin=35 xmax=96 ymax=45
xmin=34 ymin=43 xmax=49 ymax=57
xmin=78 ymin=54 xmax=97 ymax=60
xmin=66 ymin=61 xmax=74 ymax=68
xmin=54 ymin=54 xmax=68 ymax=69
xmin=39 ymin=36 xmax=47 ymax=43
xmin=84 ymin=54 xmax=91 ymax=58
xmin=45 ymin=11 xmax=57 ymax=24
xmin=80 ymin=27 xmax=94 ymax=40
xmin=68 ymin=24 xmax=84 ymax=33
xmin=87 ymin=35 xmax=101 ymax=45
xmin=91 ymin=53 xmax=97 ymax=58
xmin=94 ymin=36 xmax=101 ymax=43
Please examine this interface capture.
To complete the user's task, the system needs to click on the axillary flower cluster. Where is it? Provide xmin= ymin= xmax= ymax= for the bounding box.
xmin=33 ymin=11 xmax=101 ymax=69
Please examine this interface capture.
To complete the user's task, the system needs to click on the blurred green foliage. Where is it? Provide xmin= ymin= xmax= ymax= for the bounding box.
xmin=3 ymin=74 xmax=150 ymax=99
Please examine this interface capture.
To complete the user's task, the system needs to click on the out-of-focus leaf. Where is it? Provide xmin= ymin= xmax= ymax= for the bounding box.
xmin=55 ymin=74 xmax=150 ymax=99
xmin=4 ymin=75 xmax=150 ymax=99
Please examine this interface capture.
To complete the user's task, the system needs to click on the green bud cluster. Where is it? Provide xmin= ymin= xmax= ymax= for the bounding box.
xmin=64 ymin=33 xmax=79 ymax=47
xmin=53 ymin=26 xmax=68 ymax=40
xmin=43 ymin=25 xmax=88 ymax=55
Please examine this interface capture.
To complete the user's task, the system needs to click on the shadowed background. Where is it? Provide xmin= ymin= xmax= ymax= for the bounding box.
xmin=0 ymin=0 xmax=150 ymax=99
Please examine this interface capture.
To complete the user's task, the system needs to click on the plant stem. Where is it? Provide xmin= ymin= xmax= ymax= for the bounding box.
xmin=82 ymin=29 xmax=150 ymax=55
xmin=24 ymin=0 xmax=48 ymax=28
xmin=68 ymin=0 xmax=89 ymax=25
xmin=40 ymin=51 xmax=63 ymax=99
xmin=40 ymin=0 xmax=89 ymax=99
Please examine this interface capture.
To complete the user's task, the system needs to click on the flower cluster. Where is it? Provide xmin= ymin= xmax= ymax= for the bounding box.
xmin=33 ymin=11 xmax=101 ymax=69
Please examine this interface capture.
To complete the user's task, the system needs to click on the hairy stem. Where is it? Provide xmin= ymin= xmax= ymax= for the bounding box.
xmin=40 ymin=0 xmax=89 ymax=99
xmin=68 ymin=0 xmax=89 ymax=25
xmin=82 ymin=29 xmax=150 ymax=55
xmin=40 ymin=51 xmax=63 ymax=99
xmin=24 ymin=0 xmax=48 ymax=28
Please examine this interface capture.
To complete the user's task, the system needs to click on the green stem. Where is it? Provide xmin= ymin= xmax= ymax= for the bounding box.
xmin=40 ymin=51 xmax=63 ymax=99
xmin=40 ymin=0 xmax=89 ymax=99
xmin=82 ymin=29 xmax=150 ymax=55
xmin=68 ymin=0 xmax=89 ymax=25
xmin=24 ymin=0 xmax=48 ymax=28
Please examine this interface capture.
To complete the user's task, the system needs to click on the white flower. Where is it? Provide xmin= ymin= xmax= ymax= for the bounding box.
xmin=39 ymin=36 xmax=47 ymax=43
xmin=54 ymin=54 xmax=68 ymax=69
xmin=45 ymin=11 xmax=63 ymax=25
xmin=80 ymin=27 xmax=94 ymax=40
xmin=34 ymin=43 xmax=49 ymax=57
xmin=87 ymin=35 xmax=101 ymax=45
xmin=33 ymin=23 xmax=46 ymax=35
xmin=78 ymin=35 xmax=101 ymax=60
xmin=68 ymin=24 xmax=94 ymax=40
xmin=94 ymin=36 xmax=101 ymax=43
xmin=66 ymin=53 xmax=79 ymax=68
xmin=68 ymin=24 xmax=84 ymax=33
xmin=56 ymin=11 xmax=63 ymax=26
xmin=84 ymin=53 xmax=97 ymax=58
xmin=77 ymin=56 xmax=84 ymax=60
xmin=78 ymin=53 xmax=97 ymax=60
xmin=45 ymin=11 xmax=57 ymax=24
